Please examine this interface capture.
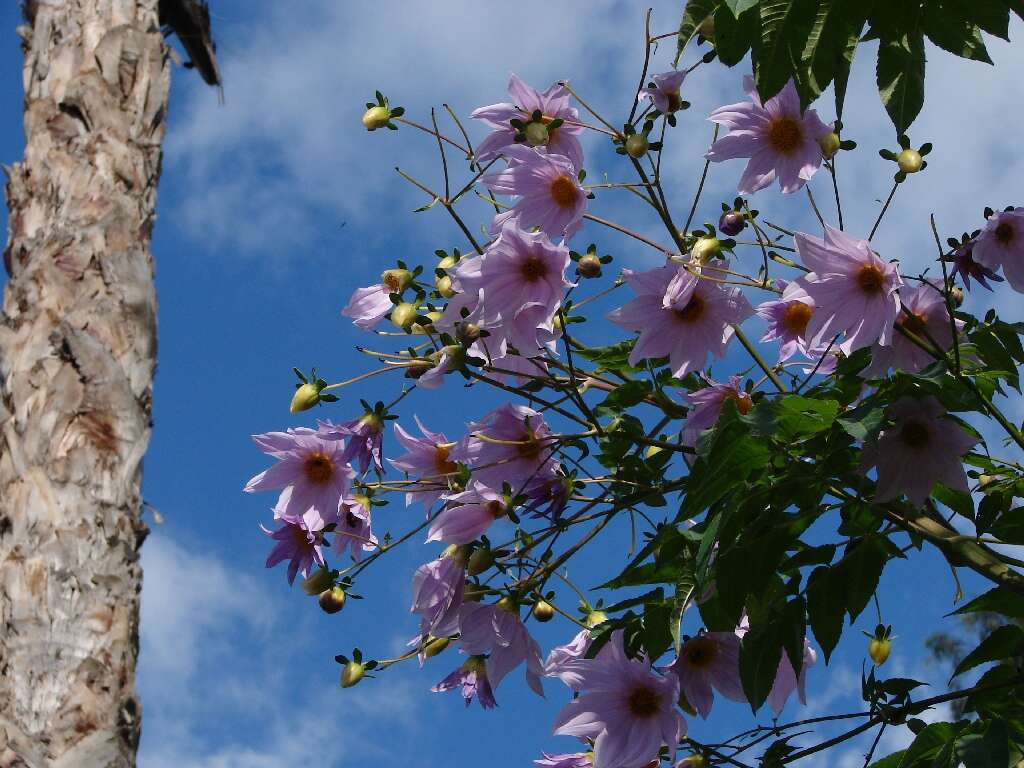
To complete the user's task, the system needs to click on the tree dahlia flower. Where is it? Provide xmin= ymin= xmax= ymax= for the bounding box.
xmin=863 ymin=282 xmax=962 ymax=377
xmin=682 ymin=376 xmax=752 ymax=447
xmin=332 ymin=495 xmax=377 ymax=562
xmin=639 ymin=70 xmax=687 ymax=114
xmin=458 ymin=601 xmax=546 ymax=695
xmin=433 ymin=655 xmax=497 ymax=709
xmin=245 ymin=430 xmax=354 ymax=523
xmin=544 ymin=628 xmax=593 ymax=690
xmin=706 ymin=77 xmax=832 ymax=194
xmin=755 ymin=279 xmax=817 ymax=362
xmin=535 ymin=753 xmax=593 ymax=768
xmin=665 ymin=630 xmax=745 ymax=718
xmin=552 ymin=632 xmax=685 ymax=768
xmin=736 ymin=616 xmax=817 ymax=715
xmin=953 ymin=240 xmax=1003 ymax=292
xmin=261 ymin=509 xmax=326 ymax=585
xmin=861 ymin=396 xmax=979 ymax=506
xmin=455 ymin=403 xmax=560 ymax=489
xmin=319 ymin=414 xmax=384 ymax=474
xmin=426 ymin=483 xmax=509 ymax=545
xmin=410 ymin=550 xmax=464 ymax=641
xmin=473 ymin=73 xmax=585 ymax=171
xmin=795 ymin=226 xmax=902 ymax=354
xmin=389 ymin=417 xmax=457 ymax=513
xmin=484 ymin=146 xmax=587 ymax=241
xmin=972 ymin=208 xmax=1024 ymax=291
xmin=608 ymin=263 xmax=752 ymax=378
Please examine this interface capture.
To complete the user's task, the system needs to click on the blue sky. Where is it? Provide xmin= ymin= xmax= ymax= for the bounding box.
xmin=1 ymin=2 xmax=1022 ymax=766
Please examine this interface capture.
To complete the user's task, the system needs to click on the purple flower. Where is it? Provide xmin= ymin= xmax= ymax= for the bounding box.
xmin=535 ymin=753 xmax=593 ymax=768
xmin=454 ymin=403 xmax=560 ymax=489
xmin=552 ymin=632 xmax=685 ymax=768
xmin=389 ymin=417 xmax=458 ymax=513
xmin=342 ymin=282 xmax=394 ymax=330
xmin=245 ymin=431 xmax=354 ymax=523
xmin=972 ymin=208 xmax=1024 ymax=291
xmin=484 ymin=146 xmax=587 ymax=241
xmin=411 ymin=550 xmax=465 ymax=641
xmin=766 ymin=642 xmax=817 ymax=715
xmin=861 ymin=396 xmax=979 ymax=506
xmin=796 ymin=226 xmax=902 ymax=355
xmin=682 ymin=376 xmax=752 ymax=447
xmin=458 ymin=601 xmax=545 ymax=695
xmin=473 ymin=73 xmax=585 ymax=170
xmin=639 ymin=70 xmax=687 ymax=114
xmin=261 ymin=509 xmax=326 ymax=585
xmin=665 ymin=631 xmax=745 ymax=719
xmin=432 ymin=655 xmax=497 ymax=709
xmin=706 ymin=77 xmax=832 ymax=194
xmin=756 ymin=279 xmax=817 ymax=362
xmin=319 ymin=414 xmax=385 ymax=474
xmin=953 ymin=240 xmax=1003 ymax=292
xmin=544 ymin=628 xmax=593 ymax=691
xmin=608 ymin=263 xmax=753 ymax=378
xmin=332 ymin=495 xmax=377 ymax=562
xmin=863 ymin=282 xmax=962 ymax=377
xmin=426 ymin=482 xmax=509 ymax=545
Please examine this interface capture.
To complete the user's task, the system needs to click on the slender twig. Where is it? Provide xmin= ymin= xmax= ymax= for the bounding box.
xmin=828 ymin=159 xmax=845 ymax=230
xmin=868 ymin=182 xmax=899 ymax=241
xmin=627 ymin=9 xmax=654 ymax=124
xmin=734 ymin=325 xmax=788 ymax=393
xmin=929 ymin=214 xmax=962 ymax=374
xmin=806 ymin=185 xmax=827 ymax=230
xmin=682 ymin=124 xmax=719 ymax=236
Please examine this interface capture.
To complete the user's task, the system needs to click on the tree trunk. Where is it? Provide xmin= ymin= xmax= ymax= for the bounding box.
xmin=0 ymin=1 xmax=169 ymax=765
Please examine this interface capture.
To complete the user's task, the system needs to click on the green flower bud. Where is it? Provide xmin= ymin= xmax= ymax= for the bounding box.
xmin=818 ymin=131 xmax=841 ymax=160
xmin=691 ymin=236 xmax=721 ymax=264
xmin=532 ymin=600 xmax=555 ymax=622
xmin=576 ymin=252 xmax=603 ymax=279
xmin=382 ymin=268 xmax=412 ymax=293
xmin=457 ymin=322 xmax=481 ymax=344
xmin=896 ymin=148 xmax=923 ymax=174
xmin=300 ymin=567 xmax=334 ymax=596
xmin=625 ymin=134 xmax=649 ymax=158
xmin=362 ymin=105 xmax=391 ymax=131
xmin=524 ymin=121 xmax=550 ymax=147
xmin=436 ymin=274 xmax=455 ymax=298
xmin=318 ymin=586 xmax=347 ymax=614
xmin=585 ymin=610 xmax=608 ymax=628
xmin=290 ymin=382 xmax=321 ymax=414
xmin=467 ymin=547 xmax=494 ymax=577
xmin=868 ymin=636 xmax=892 ymax=667
xmin=678 ymin=755 xmax=708 ymax=768
xmin=391 ymin=302 xmax=420 ymax=330
xmin=437 ymin=255 xmax=458 ymax=271
xmin=950 ymin=287 xmax=964 ymax=307
xmin=340 ymin=659 xmax=365 ymax=688
xmin=496 ymin=596 xmax=519 ymax=614
xmin=423 ymin=635 xmax=451 ymax=658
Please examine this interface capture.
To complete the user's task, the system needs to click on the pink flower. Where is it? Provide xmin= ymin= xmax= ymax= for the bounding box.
xmin=796 ymin=226 xmax=902 ymax=354
xmin=261 ymin=509 xmax=326 ymax=585
xmin=342 ymin=283 xmax=394 ymax=330
xmin=682 ymin=376 xmax=752 ymax=447
xmin=458 ymin=602 xmax=545 ymax=695
xmin=665 ymin=631 xmax=745 ymax=719
xmin=245 ymin=431 xmax=354 ymax=524
xmin=473 ymin=73 xmax=585 ymax=171
xmin=861 ymin=396 xmax=979 ymax=506
xmin=972 ymin=208 xmax=1024 ymax=291
xmin=410 ymin=551 xmax=464 ymax=642
xmin=319 ymin=414 xmax=384 ymax=474
xmin=484 ymin=146 xmax=587 ymax=241
xmin=426 ymin=482 xmax=509 ymax=545
xmin=332 ymin=495 xmax=377 ymax=562
xmin=736 ymin=616 xmax=817 ymax=715
xmin=953 ymin=240 xmax=1003 ymax=292
xmin=454 ymin=403 xmax=561 ymax=489
xmin=608 ymin=263 xmax=753 ymax=378
xmin=544 ymin=629 xmax=593 ymax=690
xmin=389 ymin=417 xmax=457 ymax=513
xmin=552 ymin=632 xmax=685 ymax=768
xmin=433 ymin=655 xmax=497 ymax=709
xmin=755 ymin=279 xmax=817 ymax=362
xmin=863 ymin=282 xmax=962 ymax=377
xmin=706 ymin=77 xmax=831 ymax=194
xmin=535 ymin=754 xmax=593 ymax=768
xmin=639 ymin=70 xmax=687 ymax=114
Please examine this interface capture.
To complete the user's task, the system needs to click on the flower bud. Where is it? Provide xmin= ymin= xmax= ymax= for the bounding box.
xmin=340 ymin=659 xmax=365 ymax=688
xmin=718 ymin=210 xmax=745 ymax=237
xmin=358 ymin=412 xmax=384 ymax=434
xmin=585 ymin=610 xmax=608 ymax=628
xmin=645 ymin=444 xmax=663 ymax=459
xmin=300 ymin=567 xmax=334 ymax=596
xmin=625 ymin=134 xmax=649 ymax=158
xmin=423 ymin=635 xmax=450 ymax=658
xmin=691 ymin=236 xmax=721 ymax=264
xmin=436 ymin=274 xmax=455 ymax=298
xmin=896 ymin=149 xmax=923 ymax=174
xmin=391 ymin=302 xmax=420 ymax=330
xmin=818 ymin=131 xmax=841 ymax=160
xmin=978 ymin=474 xmax=997 ymax=489
xmin=868 ymin=636 xmax=891 ymax=667
xmin=362 ymin=105 xmax=391 ymax=131
xmin=437 ymin=254 xmax=458 ymax=271
xmin=524 ymin=121 xmax=550 ymax=147
xmin=576 ymin=252 xmax=603 ymax=279
xmin=382 ymin=268 xmax=412 ymax=293
xmin=950 ymin=286 xmax=964 ymax=307
xmin=290 ymin=382 xmax=321 ymax=414
xmin=457 ymin=322 xmax=481 ymax=344
xmin=412 ymin=310 xmax=442 ymax=335
xmin=678 ymin=755 xmax=708 ymax=768
xmin=318 ymin=586 xmax=347 ymax=614
xmin=463 ymin=583 xmax=488 ymax=602
xmin=467 ymin=547 xmax=494 ymax=577
xmin=532 ymin=599 xmax=555 ymax=622
xmin=496 ymin=595 xmax=519 ymax=614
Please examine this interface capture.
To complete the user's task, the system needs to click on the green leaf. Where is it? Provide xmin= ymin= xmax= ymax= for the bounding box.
xmin=739 ymin=620 xmax=784 ymax=711
xmin=595 ymin=380 xmax=651 ymax=416
xmin=837 ymin=536 xmax=895 ymax=621
xmin=724 ymin=0 xmax=759 ymax=14
xmin=952 ymin=625 xmax=1024 ymax=679
xmin=747 ymin=395 xmax=839 ymax=441
xmin=798 ymin=0 xmax=869 ymax=108
xmin=923 ymin=13 xmax=993 ymax=63
xmin=807 ymin=566 xmax=844 ymax=662
xmin=898 ymin=722 xmax=965 ymax=768
xmin=754 ymin=0 xmax=819 ymax=102
xmin=876 ymin=27 xmax=926 ymax=134
xmin=951 ymin=587 xmax=1024 ymax=620
xmin=676 ymin=0 xmax=724 ymax=63
xmin=868 ymin=751 xmax=906 ymax=768
xmin=713 ymin=2 xmax=758 ymax=66
xmin=956 ymin=718 xmax=1010 ymax=768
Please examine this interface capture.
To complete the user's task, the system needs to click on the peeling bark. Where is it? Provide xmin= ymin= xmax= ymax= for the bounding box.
xmin=0 ymin=2 xmax=169 ymax=766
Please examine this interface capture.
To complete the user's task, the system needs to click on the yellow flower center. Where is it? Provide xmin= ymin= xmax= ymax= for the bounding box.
xmin=665 ymin=91 xmax=683 ymax=113
xmin=899 ymin=418 xmax=930 ymax=449
xmin=856 ymin=264 xmax=885 ymax=294
xmin=520 ymin=254 xmax=548 ymax=282
xmin=434 ymin=444 xmax=458 ymax=475
xmin=782 ymin=301 xmax=812 ymax=336
xmin=626 ymin=684 xmax=661 ymax=718
xmin=727 ymin=392 xmax=753 ymax=416
xmin=550 ymin=175 xmax=579 ymax=209
xmin=675 ymin=293 xmax=705 ymax=323
xmin=683 ymin=634 xmax=720 ymax=670
xmin=303 ymin=452 xmax=334 ymax=485
xmin=995 ymin=221 xmax=1015 ymax=245
xmin=767 ymin=117 xmax=802 ymax=155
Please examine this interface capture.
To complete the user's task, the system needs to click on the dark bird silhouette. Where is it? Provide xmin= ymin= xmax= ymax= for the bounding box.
xmin=159 ymin=0 xmax=222 ymax=89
